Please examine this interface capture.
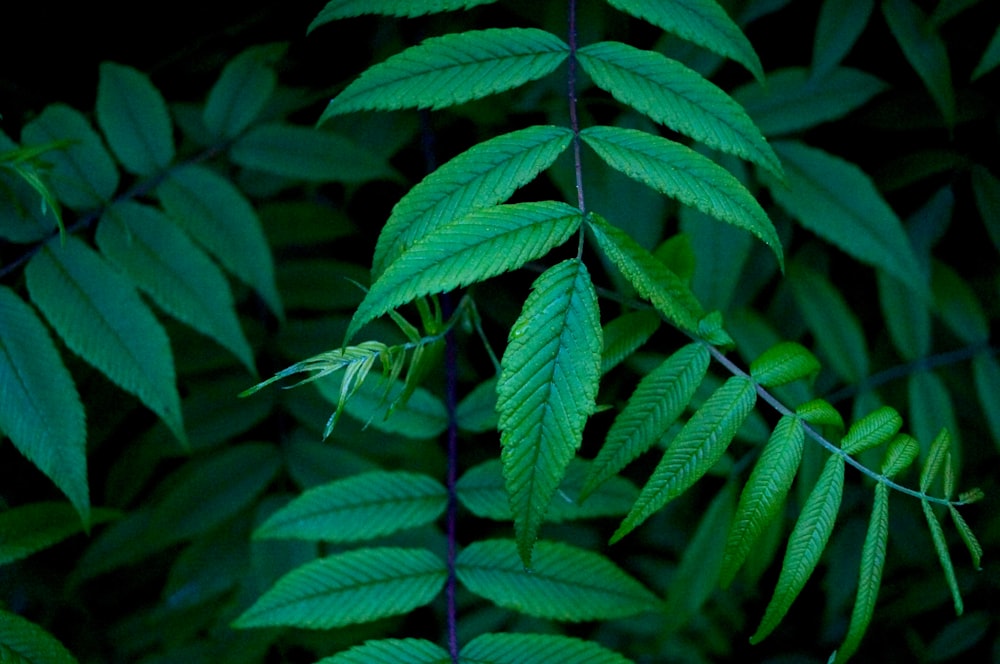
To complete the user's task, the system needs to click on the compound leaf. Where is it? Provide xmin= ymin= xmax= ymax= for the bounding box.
xmin=461 ymin=632 xmax=634 ymax=664
xmin=0 ymin=609 xmax=78 ymax=664
xmin=372 ymin=125 xmax=573 ymax=277
xmin=751 ymin=455 xmax=844 ymax=643
xmin=582 ymin=343 xmax=710 ymax=499
xmin=310 ymin=0 xmax=499 ymax=28
xmin=317 ymin=638 xmax=449 ymax=664
xmin=613 ymin=376 xmax=756 ymax=543
xmin=233 ymin=547 xmax=447 ymax=628
xmin=576 ymin=41 xmax=780 ymax=177
xmin=348 ymin=202 xmax=582 ymax=342
xmin=455 ymin=539 xmax=661 ymax=620
xmin=320 ymin=28 xmax=568 ymax=121
xmin=96 ymin=62 xmax=174 ymax=175
xmin=25 ymin=236 xmax=185 ymax=445
xmin=749 ymin=341 xmax=820 ymax=388
xmin=203 ymin=43 xmax=285 ymax=140
xmin=0 ymin=286 xmax=88 ymax=524
xmin=581 ymin=126 xmax=783 ymax=269
xmin=497 ymin=259 xmax=601 ymax=565
xmin=0 ymin=502 xmax=119 ymax=566
xmin=254 ymin=470 xmax=447 ymax=542
xmin=605 ymin=0 xmax=764 ymax=81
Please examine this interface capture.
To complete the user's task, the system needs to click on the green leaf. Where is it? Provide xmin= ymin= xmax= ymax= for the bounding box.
xmin=795 ymin=398 xmax=845 ymax=432
xmin=310 ymin=0 xmax=499 ymax=28
xmin=456 ymin=458 xmax=638 ymax=522
xmin=605 ymin=0 xmax=764 ymax=81
xmin=576 ymin=41 xmax=780 ymax=178
xmin=972 ymin=353 xmax=1000 ymax=449
xmin=461 ymin=632 xmax=634 ymax=664
xmin=203 ymin=43 xmax=286 ymax=140
xmin=841 ymin=406 xmax=903 ymax=455
xmin=320 ymin=28 xmax=568 ymax=121
xmin=156 ymin=163 xmax=282 ymax=318
xmin=231 ymin=123 xmax=397 ymax=183
xmin=948 ymin=504 xmax=982 ymax=571
xmin=233 ymin=547 xmax=447 ymax=628
xmin=497 ymin=260 xmax=601 ymax=564
xmin=920 ymin=428 xmax=951 ymax=493
xmin=812 ymin=0 xmax=875 ymax=78
xmin=908 ymin=370 xmax=959 ymax=456
xmin=581 ymin=126 xmax=783 ymax=269
xmin=880 ymin=433 xmax=920 ymax=478
xmin=582 ymin=343 xmax=710 ymax=499
xmin=331 ymin=373 xmax=449 ymax=439
xmin=0 ymin=287 xmax=88 ymax=523
xmin=600 ymin=309 xmax=661 ymax=374
xmin=372 ymin=125 xmax=573 ymax=277
xmin=931 ymin=260 xmax=990 ymax=344
xmin=21 ymin=104 xmax=119 ymax=209
xmin=455 ymin=539 xmax=661 ymax=620
xmin=456 ymin=376 xmax=499 ymax=433
xmin=751 ymin=455 xmax=844 ymax=643
xmin=586 ymin=212 xmax=703 ymax=332
xmin=254 ymin=470 xmax=447 ymax=543
xmin=766 ymin=142 xmax=925 ymax=294
xmin=25 ymin=236 xmax=185 ymax=445
xmin=970 ymin=165 xmax=1000 ymax=255
xmin=921 ymin=500 xmax=963 ymax=615
xmin=317 ymin=638 xmax=450 ymax=664
xmin=789 ymin=264 xmax=869 ymax=384
xmin=721 ymin=415 xmax=804 ymax=587
xmin=878 ymin=271 xmax=931 ymax=361
xmin=96 ymin=201 xmax=255 ymax=373
xmin=831 ymin=481 xmax=889 ymax=663
xmin=348 ymin=202 xmax=582 ymax=342
xmin=613 ymin=376 xmax=756 ymax=543
xmin=0 ymin=502 xmax=119 ymax=566
xmin=0 ymin=609 xmax=79 ymax=664
xmin=750 ymin=341 xmax=821 ymax=388
xmin=96 ymin=62 xmax=174 ymax=175
xmin=882 ymin=0 xmax=956 ymax=126
xmin=971 ymin=24 xmax=1000 ymax=80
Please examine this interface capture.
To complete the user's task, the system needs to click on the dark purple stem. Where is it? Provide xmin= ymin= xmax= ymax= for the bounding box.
xmin=567 ymin=0 xmax=586 ymax=215
xmin=443 ymin=292 xmax=460 ymax=663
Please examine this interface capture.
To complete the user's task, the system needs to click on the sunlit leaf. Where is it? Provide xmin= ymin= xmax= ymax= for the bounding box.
xmin=841 ymin=406 xmax=902 ymax=455
xmin=749 ymin=341 xmax=820 ymax=388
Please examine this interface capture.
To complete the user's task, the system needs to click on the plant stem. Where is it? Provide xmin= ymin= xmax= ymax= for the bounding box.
xmin=443 ymin=294 xmax=460 ymax=663
xmin=567 ymin=0 xmax=586 ymax=219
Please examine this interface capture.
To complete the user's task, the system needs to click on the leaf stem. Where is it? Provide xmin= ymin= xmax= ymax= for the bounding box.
xmin=442 ymin=294 xmax=460 ymax=663
xmin=567 ymin=0 xmax=586 ymax=218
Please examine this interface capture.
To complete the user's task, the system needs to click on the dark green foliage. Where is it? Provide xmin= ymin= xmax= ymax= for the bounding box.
xmin=1 ymin=0 xmax=997 ymax=662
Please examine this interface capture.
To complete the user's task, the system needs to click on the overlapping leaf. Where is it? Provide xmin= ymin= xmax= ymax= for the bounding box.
xmin=25 ymin=237 xmax=185 ymax=445
xmin=0 ymin=610 xmax=78 ymax=664
xmin=461 ymin=632 xmax=634 ymax=664
xmin=372 ymin=125 xmax=573 ymax=277
xmin=582 ymin=343 xmax=710 ymax=499
xmin=347 ymin=202 xmax=582 ymax=342
xmin=456 ymin=376 xmax=499 ymax=433
xmin=254 ymin=470 xmax=447 ymax=542
xmin=325 ymin=373 xmax=449 ymax=439
xmin=319 ymin=28 xmax=568 ymax=122
xmin=455 ymin=539 xmax=661 ymax=620
xmin=577 ymin=42 xmax=780 ymax=177
xmin=581 ymin=126 xmax=783 ymax=268
xmin=749 ymin=341 xmax=820 ymax=388
xmin=310 ymin=0 xmax=499 ymax=29
xmin=613 ymin=376 xmax=757 ymax=543
xmin=604 ymin=0 xmax=764 ymax=81
xmin=600 ymin=310 xmax=661 ymax=374
xmin=317 ymin=638 xmax=449 ymax=664
xmin=96 ymin=62 xmax=174 ymax=175
xmin=203 ymin=43 xmax=286 ymax=140
xmin=233 ymin=547 xmax=447 ymax=628
xmin=497 ymin=260 xmax=601 ymax=564
xmin=0 ymin=503 xmax=119 ymax=566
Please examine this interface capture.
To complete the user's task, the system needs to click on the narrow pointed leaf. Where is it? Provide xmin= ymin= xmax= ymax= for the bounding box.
xmin=310 ymin=0 xmax=499 ymax=28
xmin=255 ymin=470 xmax=447 ymax=542
xmin=750 ymin=341 xmax=820 ymax=388
xmin=841 ymin=406 xmax=903 ymax=455
xmin=156 ymin=163 xmax=282 ymax=318
xmin=461 ymin=632 xmax=634 ymax=664
xmin=97 ymin=201 xmax=255 ymax=373
xmin=766 ymin=142 xmax=925 ymax=294
xmin=96 ymin=62 xmax=174 ymax=175
xmin=25 ymin=237 xmax=185 ymax=444
xmin=881 ymin=433 xmax=920 ymax=478
xmin=320 ymin=28 xmax=568 ymax=121
xmin=586 ymin=211 xmax=703 ymax=332
xmin=317 ymin=638 xmax=449 ymax=664
xmin=233 ymin=547 xmax=447 ymax=628
xmin=576 ymin=41 xmax=779 ymax=177
xmin=973 ymin=353 xmax=1000 ymax=449
xmin=605 ymin=0 xmax=763 ymax=81
xmin=613 ymin=376 xmax=756 ymax=543
xmin=348 ymin=202 xmax=582 ymax=341
xmin=372 ymin=125 xmax=573 ymax=277
xmin=882 ymin=0 xmax=956 ymax=126
xmin=920 ymin=428 xmax=951 ymax=493
xmin=909 ymin=371 xmax=959 ymax=456
xmin=203 ymin=43 xmax=285 ymax=140
xmin=21 ymin=104 xmax=118 ymax=209
xmin=921 ymin=500 xmax=963 ymax=615
xmin=721 ymin=415 xmax=804 ymax=587
xmin=497 ymin=260 xmax=601 ymax=564
xmin=0 ymin=503 xmax=119 ymax=566
xmin=0 ymin=610 xmax=78 ymax=664
xmin=231 ymin=123 xmax=396 ymax=183
xmin=600 ymin=309 xmax=661 ymax=374
xmin=0 ymin=287 xmax=88 ymax=523
xmin=334 ymin=373 xmax=449 ymax=439
xmin=582 ymin=343 xmax=710 ymax=499
xmin=948 ymin=504 xmax=982 ymax=570
xmin=971 ymin=25 xmax=1000 ymax=80
xmin=581 ymin=126 xmax=783 ymax=268
xmin=813 ymin=0 xmax=875 ymax=78
xmin=751 ymin=455 xmax=845 ymax=643
xmin=455 ymin=539 xmax=661 ymax=620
